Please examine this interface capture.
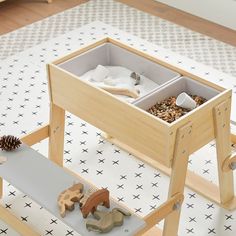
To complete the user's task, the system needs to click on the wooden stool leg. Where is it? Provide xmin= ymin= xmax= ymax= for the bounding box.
xmin=163 ymin=122 xmax=192 ymax=236
xmin=49 ymin=103 xmax=65 ymax=166
xmin=214 ymin=100 xmax=234 ymax=204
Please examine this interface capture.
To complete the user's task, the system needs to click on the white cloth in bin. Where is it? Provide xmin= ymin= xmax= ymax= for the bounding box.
xmin=79 ymin=65 xmax=159 ymax=102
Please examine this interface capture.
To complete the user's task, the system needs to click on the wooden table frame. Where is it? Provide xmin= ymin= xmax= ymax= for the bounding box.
xmin=0 ymin=37 xmax=235 ymax=236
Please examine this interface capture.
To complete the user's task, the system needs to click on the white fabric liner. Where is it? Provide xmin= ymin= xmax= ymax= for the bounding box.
xmin=134 ymin=76 xmax=220 ymax=110
xmin=59 ymin=43 xmax=180 ymax=102
xmin=80 ymin=65 xmax=159 ymax=102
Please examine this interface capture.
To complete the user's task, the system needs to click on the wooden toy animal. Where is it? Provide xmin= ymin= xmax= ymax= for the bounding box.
xmin=81 ymin=189 xmax=110 ymax=218
xmin=57 ymin=183 xmax=84 ymax=218
xmin=80 ymin=187 xmax=97 ymax=208
xmin=86 ymin=208 xmax=131 ymax=233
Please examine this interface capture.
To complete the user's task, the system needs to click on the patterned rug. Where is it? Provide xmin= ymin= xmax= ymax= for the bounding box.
xmin=0 ymin=1 xmax=236 ymax=236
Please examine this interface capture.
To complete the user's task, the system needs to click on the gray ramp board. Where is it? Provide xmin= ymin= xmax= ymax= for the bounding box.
xmin=0 ymin=144 xmax=145 ymax=236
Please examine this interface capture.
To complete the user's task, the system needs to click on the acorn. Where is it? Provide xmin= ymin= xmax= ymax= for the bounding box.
xmin=0 ymin=135 xmax=22 ymax=151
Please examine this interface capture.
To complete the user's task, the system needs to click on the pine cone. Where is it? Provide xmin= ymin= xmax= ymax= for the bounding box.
xmin=0 ymin=135 xmax=22 ymax=151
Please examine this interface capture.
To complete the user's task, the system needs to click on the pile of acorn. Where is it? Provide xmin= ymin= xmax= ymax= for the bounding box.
xmin=147 ymin=95 xmax=207 ymax=123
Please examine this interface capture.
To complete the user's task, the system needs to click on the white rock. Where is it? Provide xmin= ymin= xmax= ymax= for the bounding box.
xmin=91 ymin=65 xmax=109 ymax=82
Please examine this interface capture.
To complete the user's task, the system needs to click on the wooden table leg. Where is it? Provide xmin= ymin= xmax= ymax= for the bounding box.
xmin=48 ymin=103 xmax=65 ymax=167
xmin=214 ymin=100 xmax=235 ymax=204
xmin=162 ymin=122 xmax=192 ymax=236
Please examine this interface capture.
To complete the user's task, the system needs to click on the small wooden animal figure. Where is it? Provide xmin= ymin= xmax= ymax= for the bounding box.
xmin=57 ymin=183 xmax=84 ymax=218
xmin=80 ymin=187 xmax=97 ymax=208
xmin=81 ymin=189 xmax=110 ymax=218
xmin=86 ymin=208 xmax=131 ymax=233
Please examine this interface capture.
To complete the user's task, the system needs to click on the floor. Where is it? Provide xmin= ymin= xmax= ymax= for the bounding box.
xmin=1 ymin=0 xmax=236 ymax=47
xmin=0 ymin=0 xmax=88 ymax=35
xmin=117 ymin=0 xmax=236 ymax=46
xmin=0 ymin=0 xmax=236 ymax=235
xmin=0 ymin=0 xmax=236 ymax=78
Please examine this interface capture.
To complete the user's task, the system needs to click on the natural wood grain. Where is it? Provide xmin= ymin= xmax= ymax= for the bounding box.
xmin=49 ymin=62 xmax=171 ymax=167
xmin=21 ymin=125 xmax=49 ymax=146
xmin=117 ymin=0 xmax=236 ymax=46
xmin=48 ymin=103 xmax=65 ymax=166
xmin=0 ymin=0 xmax=88 ymax=35
xmin=163 ymin=122 xmax=192 ymax=236
xmin=142 ymin=227 xmax=162 ymax=236
xmin=213 ymin=100 xmax=235 ymax=204
xmin=231 ymin=132 xmax=236 ymax=144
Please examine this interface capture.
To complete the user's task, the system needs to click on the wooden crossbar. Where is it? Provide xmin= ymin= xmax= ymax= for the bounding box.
xmin=21 ymin=125 xmax=49 ymax=146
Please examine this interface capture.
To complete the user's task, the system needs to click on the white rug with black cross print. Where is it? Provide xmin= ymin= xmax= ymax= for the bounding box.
xmin=0 ymin=2 xmax=236 ymax=236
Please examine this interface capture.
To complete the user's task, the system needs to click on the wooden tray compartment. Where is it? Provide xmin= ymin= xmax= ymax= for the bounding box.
xmin=58 ymin=40 xmax=180 ymax=99
xmin=133 ymin=76 xmax=231 ymax=166
xmin=49 ymin=39 xmax=231 ymax=168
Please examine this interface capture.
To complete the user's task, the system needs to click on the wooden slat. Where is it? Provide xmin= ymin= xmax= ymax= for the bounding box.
xmin=21 ymin=125 xmax=49 ymax=146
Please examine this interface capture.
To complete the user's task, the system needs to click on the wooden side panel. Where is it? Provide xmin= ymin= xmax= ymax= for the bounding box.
xmin=168 ymin=90 xmax=232 ymax=158
xmin=48 ymin=64 xmax=171 ymax=167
